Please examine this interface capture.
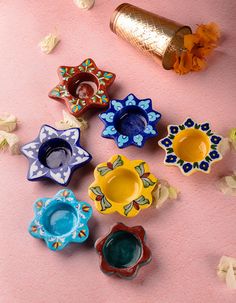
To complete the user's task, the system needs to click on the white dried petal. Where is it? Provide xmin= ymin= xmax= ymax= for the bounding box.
xmin=55 ymin=110 xmax=88 ymax=131
xmin=217 ymin=256 xmax=236 ymax=289
xmin=218 ymin=137 xmax=231 ymax=156
xmin=225 ymin=176 xmax=236 ymax=189
xmin=168 ymin=186 xmax=179 ymax=199
xmin=0 ymin=113 xmax=17 ymax=132
xmin=153 ymin=180 xmax=179 ymax=209
xmin=39 ymin=33 xmax=60 ymax=54
xmin=217 ymin=173 xmax=236 ymax=196
xmin=73 ymin=0 xmax=95 ymax=10
xmin=229 ymin=128 xmax=236 ymax=151
xmin=0 ymin=131 xmax=20 ymax=155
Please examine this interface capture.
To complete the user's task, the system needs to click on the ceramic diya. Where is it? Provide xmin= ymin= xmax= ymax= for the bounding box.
xmin=29 ymin=189 xmax=92 ymax=251
xmin=158 ymin=118 xmax=223 ymax=176
xmin=21 ymin=125 xmax=92 ymax=185
xmin=99 ymin=93 xmax=161 ymax=148
xmin=95 ymin=223 xmax=151 ymax=279
xmin=49 ymin=58 xmax=116 ymax=117
xmin=89 ymin=154 xmax=157 ymax=217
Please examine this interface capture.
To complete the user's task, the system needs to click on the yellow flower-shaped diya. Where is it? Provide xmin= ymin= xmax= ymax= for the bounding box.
xmin=89 ymin=155 xmax=157 ymax=217
xmin=158 ymin=118 xmax=223 ymax=176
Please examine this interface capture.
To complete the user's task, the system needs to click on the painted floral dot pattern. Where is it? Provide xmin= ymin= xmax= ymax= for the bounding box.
xmin=99 ymin=93 xmax=161 ymax=148
xmin=49 ymin=58 xmax=116 ymax=117
xmin=158 ymin=118 xmax=223 ymax=175
xmin=29 ymin=189 xmax=92 ymax=251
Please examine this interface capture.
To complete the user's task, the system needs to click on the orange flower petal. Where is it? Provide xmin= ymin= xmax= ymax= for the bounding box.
xmin=173 ymin=51 xmax=193 ymax=75
xmin=192 ymin=56 xmax=206 ymax=71
xmin=184 ymin=34 xmax=200 ymax=51
xmin=196 ymin=22 xmax=220 ymax=44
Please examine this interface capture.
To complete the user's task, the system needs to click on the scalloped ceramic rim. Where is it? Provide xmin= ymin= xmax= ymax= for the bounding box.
xmin=158 ymin=118 xmax=223 ymax=176
xmin=88 ymin=154 xmax=157 ymax=217
xmin=21 ymin=125 xmax=92 ymax=186
xmin=95 ymin=223 xmax=152 ymax=279
xmin=99 ymin=93 xmax=161 ymax=148
xmin=29 ymin=189 xmax=92 ymax=251
xmin=48 ymin=58 xmax=116 ymax=117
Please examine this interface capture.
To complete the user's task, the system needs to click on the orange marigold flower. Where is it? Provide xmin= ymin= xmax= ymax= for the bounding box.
xmin=173 ymin=22 xmax=220 ymax=75
xmin=184 ymin=34 xmax=200 ymax=52
xmin=196 ymin=22 xmax=220 ymax=45
xmin=173 ymin=51 xmax=193 ymax=75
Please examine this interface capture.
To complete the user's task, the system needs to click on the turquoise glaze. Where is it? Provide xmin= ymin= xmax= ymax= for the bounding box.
xmin=29 ymin=189 xmax=92 ymax=251
xmin=103 ymin=231 xmax=142 ymax=268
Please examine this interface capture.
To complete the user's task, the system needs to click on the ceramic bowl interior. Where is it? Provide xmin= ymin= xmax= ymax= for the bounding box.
xmin=172 ymin=128 xmax=210 ymax=162
xmin=102 ymin=167 xmax=142 ymax=204
xmin=38 ymin=138 xmax=72 ymax=169
xmin=102 ymin=230 xmax=142 ymax=268
xmin=42 ymin=202 xmax=78 ymax=236
xmin=67 ymin=72 xmax=98 ymax=99
xmin=113 ymin=105 xmax=148 ymax=136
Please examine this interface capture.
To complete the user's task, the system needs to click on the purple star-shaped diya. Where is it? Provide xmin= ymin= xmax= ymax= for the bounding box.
xmin=21 ymin=125 xmax=92 ymax=185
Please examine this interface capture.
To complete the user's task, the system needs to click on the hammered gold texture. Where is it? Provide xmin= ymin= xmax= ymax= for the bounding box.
xmin=111 ymin=3 xmax=191 ymax=69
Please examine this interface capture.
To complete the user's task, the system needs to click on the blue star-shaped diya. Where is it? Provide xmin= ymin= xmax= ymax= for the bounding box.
xmin=29 ymin=189 xmax=92 ymax=251
xmin=21 ymin=125 xmax=92 ymax=185
xmin=99 ymin=94 xmax=161 ymax=148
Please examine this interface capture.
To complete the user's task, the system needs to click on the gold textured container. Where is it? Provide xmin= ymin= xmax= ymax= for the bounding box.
xmin=110 ymin=3 xmax=192 ymax=70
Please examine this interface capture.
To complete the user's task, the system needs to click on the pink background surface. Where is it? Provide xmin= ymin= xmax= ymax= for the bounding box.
xmin=0 ymin=1 xmax=235 ymax=302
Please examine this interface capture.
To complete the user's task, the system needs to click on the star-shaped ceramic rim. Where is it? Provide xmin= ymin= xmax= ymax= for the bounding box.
xmin=158 ymin=117 xmax=223 ymax=176
xmin=21 ymin=125 xmax=92 ymax=185
xmin=95 ymin=223 xmax=152 ymax=279
xmin=89 ymin=154 xmax=157 ymax=217
xmin=29 ymin=189 xmax=92 ymax=251
xmin=48 ymin=58 xmax=116 ymax=117
xmin=99 ymin=93 xmax=161 ymax=148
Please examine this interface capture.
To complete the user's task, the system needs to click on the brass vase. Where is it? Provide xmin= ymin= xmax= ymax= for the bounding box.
xmin=110 ymin=3 xmax=191 ymax=70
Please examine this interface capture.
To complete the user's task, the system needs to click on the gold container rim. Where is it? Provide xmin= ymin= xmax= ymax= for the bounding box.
xmin=110 ymin=3 xmax=131 ymax=33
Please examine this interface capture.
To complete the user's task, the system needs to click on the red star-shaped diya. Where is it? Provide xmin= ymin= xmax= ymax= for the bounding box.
xmin=95 ymin=223 xmax=152 ymax=279
xmin=48 ymin=58 xmax=116 ymax=117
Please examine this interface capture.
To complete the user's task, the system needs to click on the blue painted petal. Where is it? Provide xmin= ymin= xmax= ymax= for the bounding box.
xmin=211 ymin=135 xmax=221 ymax=144
xmin=133 ymin=134 xmax=144 ymax=146
xmin=144 ymin=125 xmax=156 ymax=135
xmin=165 ymin=155 xmax=177 ymax=163
xmin=117 ymin=135 xmax=129 ymax=147
xmin=138 ymin=99 xmax=151 ymax=110
xmin=111 ymin=100 xmax=123 ymax=111
xmin=199 ymin=161 xmax=209 ymax=171
xmin=160 ymin=138 xmax=172 ymax=147
xmin=209 ymin=150 xmax=220 ymax=159
xmin=100 ymin=112 xmax=115 ymax=123
xmin=125 ymin=94 xmax=136 ymax=106
xmin=184 ymin=118 xmax=194 ymax=127
xmin=169 ymin=126 xmax=179 ymax=134
xmin=201 ymin=123 xmax=210 ymax=131
xmin=148 ymin=111 xmax=161 ymax=122
xmin=103 ymin=126 xmax=117 ymax=136
xmin=182 ymin=163 xmax=193 ymax=173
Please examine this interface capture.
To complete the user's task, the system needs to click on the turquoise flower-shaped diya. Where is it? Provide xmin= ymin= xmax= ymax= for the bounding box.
xmin=21 ymin=125 xmax=92 ymax=185
xmin=95 ymin=223 xmax=151 ymax=279
xmin=49 ymin=58 xmax=115 ymax=117
xmin=29 ymin=189 xmax=92 ymax=251
xmin=99 ymin=93 xmax=161 ymax=148
xmin=158 ymin=118 xmax=222 ymax=176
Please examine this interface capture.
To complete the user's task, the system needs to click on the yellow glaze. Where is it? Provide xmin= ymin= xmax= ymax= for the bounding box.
xmin=173 ymin=128 xmax=210 ymax=162
xmin=89 ymin=154 xmax=157 ymax=217
xmin=158 ymin=118 xmax=223 ymax=176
